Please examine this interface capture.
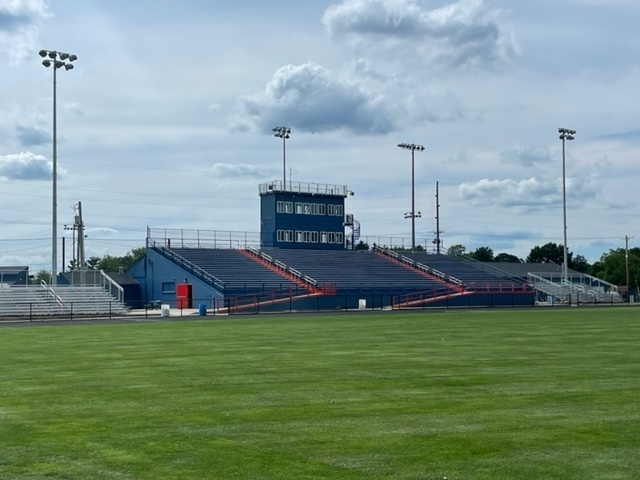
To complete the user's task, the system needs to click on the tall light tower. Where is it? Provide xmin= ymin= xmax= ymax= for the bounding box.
xmin=39 ymin=49 xmax=77 ymax=285
xmin=397 ymin=143 xmax=425 ymax=250
xmin=558 ymin=127 xmax=576 ymax=284
xmin=273 ymin=126 xmax=291 ymax=189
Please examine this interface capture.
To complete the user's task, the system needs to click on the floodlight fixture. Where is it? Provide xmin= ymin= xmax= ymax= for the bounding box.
xmin=397 ymin=142 xmax=425 ymax=250
xmin=273 ymin=126 xmax=292 ymax=188
xmin=39 ymin=49 xmax=77 ymax=285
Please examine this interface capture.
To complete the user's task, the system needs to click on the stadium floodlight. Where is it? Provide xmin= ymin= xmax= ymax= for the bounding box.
xmin=397 ymin=143 xmax=425 ymax=250
xmin=273 ymin=126 xmax=291 ymax=189
xmin=39 ymin=49 xmax=78 ymax=285
xmin=558 ymin=127 xmax=576 ymax=286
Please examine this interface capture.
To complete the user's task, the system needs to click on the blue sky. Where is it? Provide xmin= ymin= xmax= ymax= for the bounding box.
xmin=1 ymin=0 xmax=639 ymax=271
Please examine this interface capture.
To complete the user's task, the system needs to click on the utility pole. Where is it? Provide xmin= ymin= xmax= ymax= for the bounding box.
xmin=77 ymin=202 xmax=86 ymax=286
xmin=625 ymin=235 xmax=633 ymax=304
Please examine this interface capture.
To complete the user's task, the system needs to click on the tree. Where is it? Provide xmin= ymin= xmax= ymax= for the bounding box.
xmin=591 ymin=248 xmax=640 ymax=286
xmin=494 ymin=253 xmax=522 ymax=263
xmin=469 ymin=246 xmax=494 ymax=262
xmin=354 ymin=240 xmax=369 ymax=251
xmin=447 ymin=244 xmax=466 ymax=257
xmin=95 ymin=248 xmax=145 ymax=272
xmin=30 ymin=269 xmax=51 ymax=285
xmin=571 ymin=254 xmax=591 ymax=274
xmin=526 ymin=242 xmax=572 ymax=265
xmin=86 ymin=256 xmax=101 ymax=270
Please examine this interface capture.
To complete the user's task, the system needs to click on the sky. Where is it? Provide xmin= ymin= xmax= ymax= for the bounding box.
xmin=1 ymin=0 xmax=639 ymax=272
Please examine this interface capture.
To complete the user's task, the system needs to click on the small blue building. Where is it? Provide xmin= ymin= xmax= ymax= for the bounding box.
xmin=259 ymin=180 xmax=355 ymax=250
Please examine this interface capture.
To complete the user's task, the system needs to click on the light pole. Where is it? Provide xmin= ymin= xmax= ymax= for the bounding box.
xmin=273 ymin=126 xmax=291 ymax=189
xmin=397 ymin=143 xmax=425 ymax=250
xmin=558 ymin=127 xmax=576 ymax=285
xmin=40 ymin=49 xmax=77 ymax=285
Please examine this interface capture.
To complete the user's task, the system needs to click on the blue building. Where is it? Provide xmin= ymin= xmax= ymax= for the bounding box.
xmin=259 ymin=180 xmax=356 ymax=250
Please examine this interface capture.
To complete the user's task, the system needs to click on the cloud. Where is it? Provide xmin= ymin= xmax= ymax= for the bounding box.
xmin=0 ymin=0 xmax=50 ymax=62
xmin=459 ymin=173 xmax=601 ymax=209
xmin=460 ymin=177 xmax=558 ymax=208
xmin=322 ymin=0 xmax=517 ymax=71
xmin=500 ymin=145 xmax=553 ymax=167
xmin=232 ymin=62 xmax=395 ymax=135
xmin=15 ymin=124 xmax=49 ymax=146
xmin=0 ymin=151 xmax=51 ymax=180
xmin=209 ymin=163 xmax=273 ymax=179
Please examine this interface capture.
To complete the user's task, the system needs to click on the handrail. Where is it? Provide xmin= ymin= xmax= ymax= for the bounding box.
xmin=41 ymin=280 xmax=63 ymax=306
xmin=99 ymin=270 xmax=124 ymax=304
xmin=151 ymin=245 xmax=226 ymax=291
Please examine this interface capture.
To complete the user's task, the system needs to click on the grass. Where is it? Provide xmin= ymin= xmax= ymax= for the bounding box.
xmin=1 ymin=308 xmax=639 ymax=479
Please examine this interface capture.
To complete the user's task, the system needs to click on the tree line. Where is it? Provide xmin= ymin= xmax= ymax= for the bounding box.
xmin=32 ymin=247 xmax=146 ymax=284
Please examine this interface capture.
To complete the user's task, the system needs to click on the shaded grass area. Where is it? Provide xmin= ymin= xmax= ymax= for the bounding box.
xmin=1 ymin=309 xmax=639 ymax=479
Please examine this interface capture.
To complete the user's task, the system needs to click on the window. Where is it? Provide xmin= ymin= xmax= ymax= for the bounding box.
xmin=285 ymin=202 xmax=293 ymax=213
xmin=328 ymin=232 xmax=336 ymax=243
xmin=303 ymin=231 xmax=311 ymax=242
xmin=296 ymin=231 xmax=304 ymax=242
xmin=277 ymin=201 xmax=285 ymax=213
xmin=320 ymin=232 xmax=327 ymax=243
xmin=162 ymin=281 xmax=175 ymax=293
xmin=328 ymin=204 xmax=336 ymax=216
xmin=286 ymin=230 xmax=294 ymax=242
xmin=311 ymin=204 xmax=318 ymax=215
xmin=311 ymin=231 xmax=319 ymax=243
xmin=304 ymin=203 xmax=310 ymax=214
xmin=277 ymin=230 xmax=286 ymax=242
xmin=318 ymin=204 xmax=326 ymax=215
xmin=295 ymin=202 xmax=303 ymax=214
xmin=337 ymin=232 xmax=344 ymax=244
xmin=336 ymin=205 xmax=343 ymax=216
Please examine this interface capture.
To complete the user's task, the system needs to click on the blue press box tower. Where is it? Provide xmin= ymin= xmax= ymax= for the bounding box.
xmin=259 ymin=180 xmax=355 ymax=250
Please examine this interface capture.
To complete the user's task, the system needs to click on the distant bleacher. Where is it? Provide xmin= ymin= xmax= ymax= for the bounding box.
xmin=391 ymin=251 xmax=527 ymax=290
xmin=0 ymin=284 xmax=128 ymax=318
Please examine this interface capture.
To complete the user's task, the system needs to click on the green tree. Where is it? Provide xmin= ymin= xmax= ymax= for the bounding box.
xmin=526 ymin=242 xmax=572 ymax=265
xmin=571 ymin=254 xmax=591 ymax=274
xmin=494 ymin=253 xmax=522 ymax=263
xmin=95 ymin=248 xmax=146 ymax=272
xmin=469 ymin=246 xmax=494 ymax=262
xmin=86 ymin=256 xmax=101 ymax=270
xmin=354 ymin=240 xmax=369 ymax=251
xmin=447 ymin=244 xmax=466 ymax=257
xmin=30 ymin=269 xmax=51 ymax=285
xmin=591 ymin=248 xmax=640 ymax=286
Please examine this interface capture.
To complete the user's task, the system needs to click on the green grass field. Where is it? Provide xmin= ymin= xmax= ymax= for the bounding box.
xmin=1 ymin=308 xmax=639 ymax=479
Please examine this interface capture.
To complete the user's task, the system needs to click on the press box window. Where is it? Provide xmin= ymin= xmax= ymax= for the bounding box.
xmin=162 ymin=281 xmax=176 ymax=293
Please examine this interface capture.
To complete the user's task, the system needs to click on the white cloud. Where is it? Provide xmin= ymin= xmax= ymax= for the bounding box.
xmin=232 ymin=62 xmax=395 ymax=135
xmin=500 ymin=145 xmax=553 ymax=167
xmin=0 ymin=0 xmax=50 ymax=62
xmin=0 ymin=151 xmax=50 ymax=180
xmin=209 ymin=163 xmax=273 ymax=179
xmin=322 ymin=0 xmax=518 ymax=71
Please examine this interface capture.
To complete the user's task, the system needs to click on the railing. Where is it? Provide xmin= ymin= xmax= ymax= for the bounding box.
xmin=41 ymin=280 xmax=63 ymax=307
xmin=147 ymin=228 xmax=261 ymax=250
xmin=259 ymin=180 xmax=349 ymax=197
xmin=98 ymin=270 xmax=124 ymax=304
xmin=242 ymin=247 xmax=319 ymax=291
xmin=150 ymin=244 xmax=226 ymax=291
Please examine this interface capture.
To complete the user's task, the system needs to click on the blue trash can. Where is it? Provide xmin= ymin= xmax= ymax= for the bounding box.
xmin=198 ymin=304 xmax=207 ymax=316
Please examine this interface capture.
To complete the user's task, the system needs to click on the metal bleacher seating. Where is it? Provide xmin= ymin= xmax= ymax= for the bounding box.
xmin=170 ymin=248 xmax=301 ymax=295
xmin=393 ymin=251 xmax=526 ymax=290
xmin=261 ymin=248 xmax=447 ymax=294
xmin=0 ymin=284 xmax=128 ymax=318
